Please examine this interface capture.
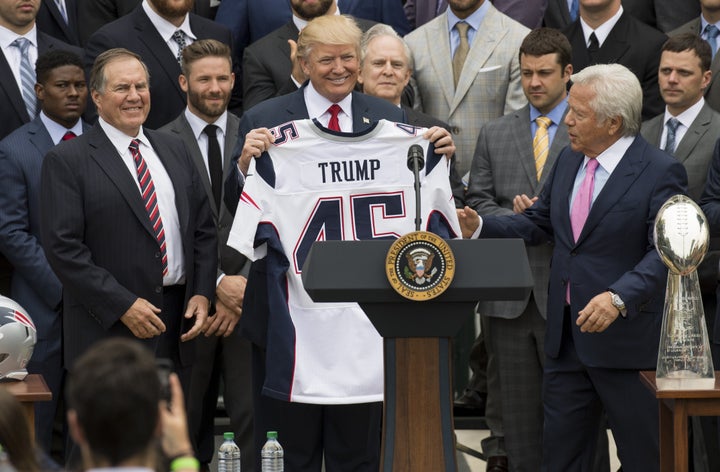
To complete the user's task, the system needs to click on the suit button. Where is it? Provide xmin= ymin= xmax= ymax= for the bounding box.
xmin=155 ymin=252 xmax=161 ymax=258
xmin=452 ymin=126 xmax=461 ymax=135
xmin=570 ymin=251 xmax=577 ymax=256
xmin=155 ymin=286 xmax=162 ymax=294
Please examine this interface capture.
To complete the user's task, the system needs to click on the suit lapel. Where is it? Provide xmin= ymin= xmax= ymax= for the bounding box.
xmin=452 ymin=6 xmax=507 ymax=112
xmin=642 ymin=115 xmax=663 ymax=148
xmin=45 ymin=0 xmax=78 ymax=44
xmin=0 ymin=46 xmax=30 ymax=122
xmin=594 ymin=13 xmax=631 ymax=65
xmin=426 ymin=14 xmax=455 ymax=113
xmin=27 ymin=117 xmax=54 ymax=155
xmin=557 ymin=150 xmax=584 ymax=244
xmin=350 ymin=92 xmax=375 ymax=132
xmin=674 ymin=104 xmax=713 ymax=164
xmin=87 ymin=125 xmax=157 ymax=239
xmin=576 ymin=137 xmax=647 ymax=245
xmin=509 ymin=107 xmax=539 ymax=192
xmin=542 ymin=113 xmax=570 ymax=190
xmin=168 ymin=115 xmax=217 ymax=217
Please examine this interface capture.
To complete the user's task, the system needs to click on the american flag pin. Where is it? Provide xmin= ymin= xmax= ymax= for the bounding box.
xmin=363 ymin=117 xmax=370 ymax=124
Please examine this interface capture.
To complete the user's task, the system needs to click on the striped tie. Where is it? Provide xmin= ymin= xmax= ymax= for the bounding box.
xmin=12 ymin=38 xmax=37 ymax=119
xmin=129 ymin=139 xmax=168 ymax=276
xmin=533 ymin=116 xmax=552 ymax=181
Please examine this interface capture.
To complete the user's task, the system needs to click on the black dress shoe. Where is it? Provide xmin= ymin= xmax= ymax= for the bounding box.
xmin=453 ymin=389 xmax=486 ymax=417
xmin=486 ymin=455 xmax=508 ymax=472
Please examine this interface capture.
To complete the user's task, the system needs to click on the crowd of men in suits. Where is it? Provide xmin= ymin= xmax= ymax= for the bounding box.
xmin=6 ymin=0 xmax=720 ymax=471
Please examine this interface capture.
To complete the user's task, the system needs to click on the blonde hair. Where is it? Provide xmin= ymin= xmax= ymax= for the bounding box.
xmin=297 ymin=15 xmax=362 ymax=61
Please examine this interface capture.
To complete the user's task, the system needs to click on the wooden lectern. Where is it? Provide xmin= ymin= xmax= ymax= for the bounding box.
xmin=302 ymin=239 xmax=533 ymax=472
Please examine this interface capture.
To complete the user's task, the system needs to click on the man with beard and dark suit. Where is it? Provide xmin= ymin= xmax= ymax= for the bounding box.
xmin=241 ymin=0 xmax=380 ymax=112
xmin=459 ymin=63 xmax=687 ymax=472
xmin=158 ymin=39 xmax=254 ymax=472
xmin=40 ymin=48 xmax=217 ymax=386
xmin=0 ymin=49 xmax=88 ymax=458
xmin=84 ymin=0 xmax=233 ymax=129
xmin=224 ymin=15 xmax=409 ymax=472
xmin=561 ymin=0 xmax=667 ymax=120
xmin=357 ymin=23 xmax=464 ymax=206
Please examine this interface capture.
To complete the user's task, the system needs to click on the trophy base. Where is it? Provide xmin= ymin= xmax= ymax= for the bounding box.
xmin=656 ymin=371 xmax=716 ymax=390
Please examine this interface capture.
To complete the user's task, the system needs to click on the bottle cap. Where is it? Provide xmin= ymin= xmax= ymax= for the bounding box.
xmin=223 ymin=432 xmax=235 ymax=440
xmin=267 ymin=431 xmax=278 ymax=439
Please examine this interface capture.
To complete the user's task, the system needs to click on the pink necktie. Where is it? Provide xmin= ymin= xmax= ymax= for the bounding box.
xmin=327 ymin=104 xmax=341 ymax=132
xmin=570 ymin=158 xmax=599 ymax=242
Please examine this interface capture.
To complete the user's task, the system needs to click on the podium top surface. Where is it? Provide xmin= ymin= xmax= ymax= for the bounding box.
xmin=640 ymin=371 xmax=720 ymax=399
xmin=0 ymin=374 xmax=52 ymax=402
xmin=302 ymin=239 xmax=533 ymax=304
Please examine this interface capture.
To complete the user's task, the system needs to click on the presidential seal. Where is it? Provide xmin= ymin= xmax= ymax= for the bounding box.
xmin=385 ymin=231 xmax=455 ymax=301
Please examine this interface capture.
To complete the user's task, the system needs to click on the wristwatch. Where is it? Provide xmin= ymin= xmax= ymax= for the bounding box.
xmin=608 ymin=290 xmax=626 ymax=317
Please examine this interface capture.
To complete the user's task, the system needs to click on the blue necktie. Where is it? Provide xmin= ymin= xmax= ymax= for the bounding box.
xmin=664 ymin=118 xmax=681 ymax=155
xmin=705 ymin=24 xmax=719 ymax=60
xmin=12 ymin=38 xmax=37 ymax=119
xmin=570 ymin=0 xmax=579 ymax=22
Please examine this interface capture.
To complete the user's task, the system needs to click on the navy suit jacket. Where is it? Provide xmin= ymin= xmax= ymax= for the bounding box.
xmin=0 ymin=116 xmax=89 ymax=339
xmin=36 ymin=0 xmax=80 ymax=46
xmin=225 ymin=86 xmax=406 ymax=215
xmin=84 ymin=5 xmax=233 ymax=129
xmin=481 ymin=135 xmax=687 ymax=368
xmin=39 ymin=124 xmax=217 ymax=367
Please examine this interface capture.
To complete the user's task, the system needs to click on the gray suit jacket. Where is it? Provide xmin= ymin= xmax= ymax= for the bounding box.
xmin=405 ymin=5 xmax=529 ymax=177
xmin=159 ymin=112 xmax=247 ymax=276
xmin=466 ymin=104 xmax=570 ymax=319
xmin=671 ymin=18 xmax=720 ymax=113
xmin=640 ymin=103 xmax=720 ymax=202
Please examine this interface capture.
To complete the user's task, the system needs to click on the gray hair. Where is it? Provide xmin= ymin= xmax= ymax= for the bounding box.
xmin=360 ymin=24 xmax=414 ymax=71
xmin=571 ymin=63 xmax=642 ymax=136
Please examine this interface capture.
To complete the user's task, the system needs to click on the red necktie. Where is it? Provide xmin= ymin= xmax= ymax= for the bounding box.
xmin=128 ymin=139 xmax=168 ymax=276
xmin=62 ymin=131 xmax=76 ymax=141
xmin=327 ymin=104 xmax=342 ymax=132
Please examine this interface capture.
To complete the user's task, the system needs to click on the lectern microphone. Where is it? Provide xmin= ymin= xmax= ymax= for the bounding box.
xmin=407 ymin=144 xmax=425 ymax=231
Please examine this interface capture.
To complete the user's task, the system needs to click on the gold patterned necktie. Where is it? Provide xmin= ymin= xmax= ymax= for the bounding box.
xmin=533 ymin=116 xmax=552 ymax=181
xmin=452 ymin=22 xmax=469 ymax=87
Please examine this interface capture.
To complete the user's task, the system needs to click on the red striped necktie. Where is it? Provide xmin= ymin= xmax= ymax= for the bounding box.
xmin=128 ymin=139 xmax=168 ymax=276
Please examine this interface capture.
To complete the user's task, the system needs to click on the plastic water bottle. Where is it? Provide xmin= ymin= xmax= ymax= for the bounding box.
xmin=260 ymin=431 xmax=283 ymax=472
xmin=217 ymin=431 xmax=241 ymax=472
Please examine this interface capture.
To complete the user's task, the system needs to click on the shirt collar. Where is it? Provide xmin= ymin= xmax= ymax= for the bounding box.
xmin=701 ymin=14 xmax=720 ymax=33
xmin=98 ymin=116 xmax=149 ymax=157
xmin=184 ymin=107 xmax=228 ymax=140
xmin=303 ymin=81 xmax=353 ymax=121
xmin=580 ymin=5 xmax=623 ymax=47
xmin=292 ymin=5 xmax=341 ymax=32
xmin=39 ymin=112 xmax=83 ymax=144
xmin=446 ymin=1 xmax=489 ymax=34
xmin=142 ymin=0 xmax=195 ymax=42
xmin=585 ymin=134 xmax=634 ymax=175
xmin=529 ymin=98 xmax=568 ymax=126
xmin=664 ymin=97 xmax=705 ymax=129
xmin=0 ymin=23 xmax=38 ymax=49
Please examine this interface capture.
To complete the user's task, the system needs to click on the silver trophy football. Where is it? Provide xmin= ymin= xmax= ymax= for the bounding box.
xmin=654 ymin=194 xmax=714 ymax=389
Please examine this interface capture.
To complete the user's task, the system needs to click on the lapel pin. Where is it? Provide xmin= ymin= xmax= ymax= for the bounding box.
xmin=363 ymin=117 xmax=370 ymax=124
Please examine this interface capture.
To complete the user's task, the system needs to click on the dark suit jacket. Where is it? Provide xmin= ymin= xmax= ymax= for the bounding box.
xmin=77 ymin=0 xmax=213 ymax=45
xmin=699 ymin=141 xmax=720 ymax=343
xmin=36 ymin=0 xmax=80 ymax=46
xmin=84 ymin=5 xmax=233 ymax=129
xmin=39 ymin=124 xmax=217 ymax=367
xmin=482 ymin=135 xmax=687 ymax=368
xmin=159 ymin=112 xmax=247 ymax=275
xmin=403 ymin=0 xmax=447 ymax=30
xmin=543 ymin=0 xmax=571 ymax=29
xmin=563 ymin=12 xmax=667 ymax=120
xmin=404 ymin=106 xmax=465 ymax=207
xmin=0 ymin=116 xmax=88 ymax=340
xmin=242 ymin=17 xmax=378 ymax=112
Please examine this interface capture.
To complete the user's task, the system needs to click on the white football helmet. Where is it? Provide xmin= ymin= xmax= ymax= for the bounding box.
xmin=0 ymin=296 xmax=36 ymax=380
